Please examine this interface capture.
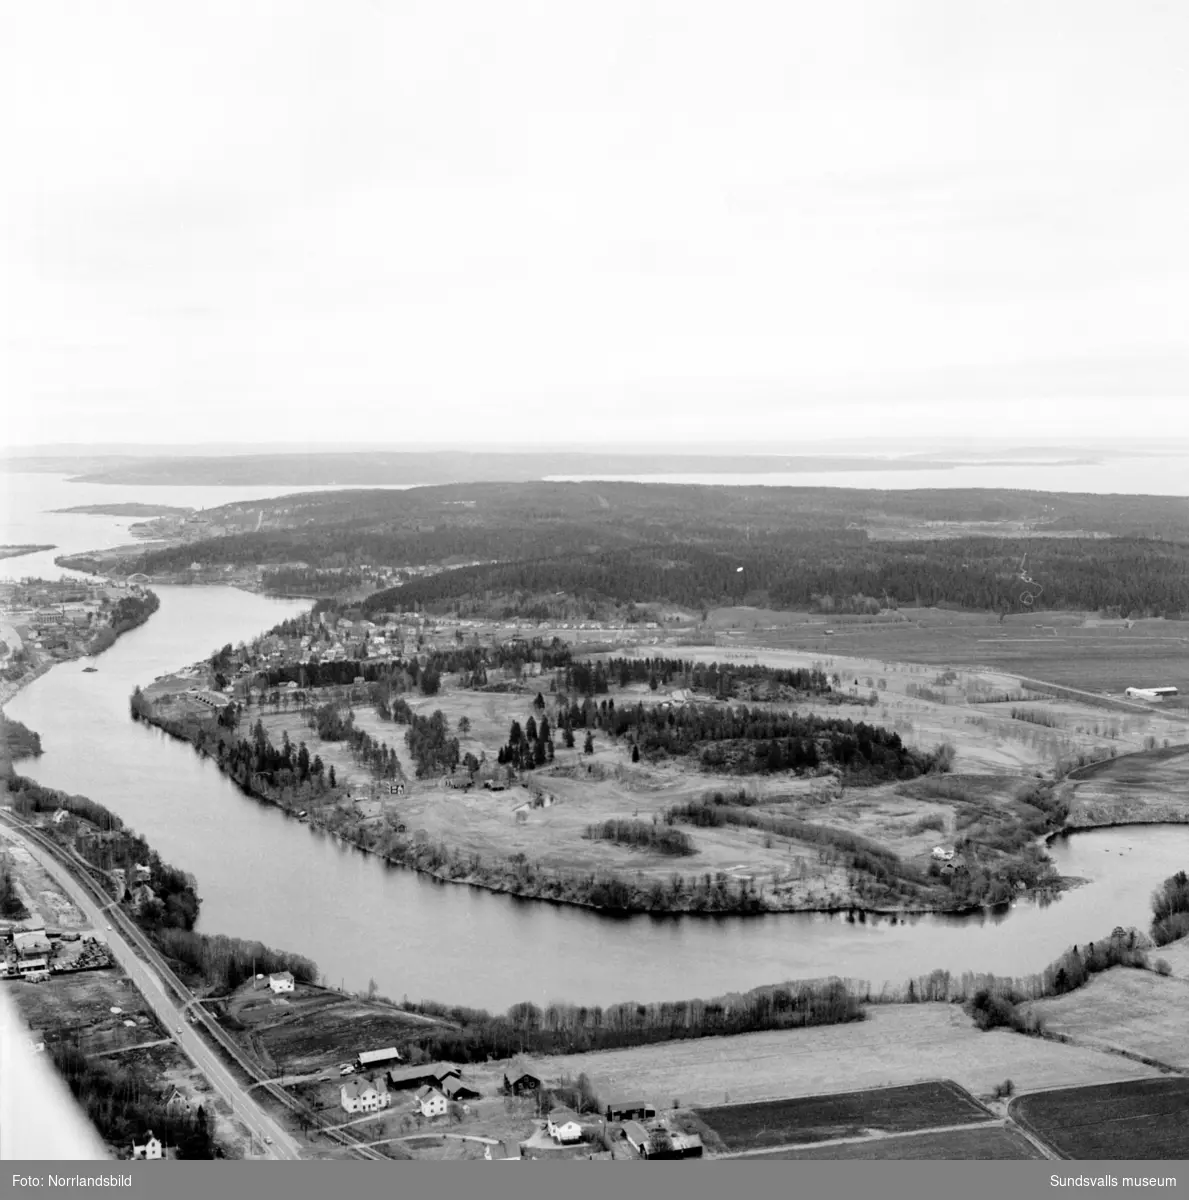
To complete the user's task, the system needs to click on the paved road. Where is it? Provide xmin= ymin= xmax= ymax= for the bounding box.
xmin=0 ymin=820 xmax=300 ymax=1160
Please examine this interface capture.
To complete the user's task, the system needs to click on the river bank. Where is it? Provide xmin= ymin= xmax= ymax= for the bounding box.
xmin=133 ymin=700 xmax=1078 ymax=921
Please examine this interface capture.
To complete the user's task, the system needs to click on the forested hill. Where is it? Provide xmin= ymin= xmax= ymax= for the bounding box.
xmin=364 ymin=536 xmax=1188 ymax=618
xmin=127 ymin=482 xmax=1189 ymax=617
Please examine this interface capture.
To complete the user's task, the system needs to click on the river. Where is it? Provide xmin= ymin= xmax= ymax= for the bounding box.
xmin=3 ymin=470 xmax=1188 ymax=1012
xmin=4 ymin=583 xmax=1188 ymax=1011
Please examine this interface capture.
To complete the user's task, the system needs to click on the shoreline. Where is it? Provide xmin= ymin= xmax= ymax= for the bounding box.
xmin=136 ymin=706 xmax=1076 ymax=922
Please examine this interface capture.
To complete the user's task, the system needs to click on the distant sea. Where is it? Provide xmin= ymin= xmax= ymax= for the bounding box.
xmin=547 ymin=454 xmax=1189 ymax=496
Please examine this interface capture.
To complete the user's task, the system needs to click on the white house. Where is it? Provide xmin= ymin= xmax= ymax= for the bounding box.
xmin=131 ymin=1133 xmax=162 ymax=1160
xmin=415 ymin=1085 xmax=449 ymax=1119
xmin=340 ymin=1075 xmax=390 ymax=1114
xmin=268 ymin=971 xmax=295 ymax=994
xmin=546 ymin=1107 xmax=584 ymax=1144
xmin=931 ymin=847 xmax=955 ymax=862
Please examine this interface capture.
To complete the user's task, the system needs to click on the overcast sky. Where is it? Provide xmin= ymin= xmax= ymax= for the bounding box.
xmin=2 ymin=1 xmax=1188 ymax=448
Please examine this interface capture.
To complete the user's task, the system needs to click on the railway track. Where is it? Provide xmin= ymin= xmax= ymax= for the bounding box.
xmin=0 ymin=811 xmax=388 ymax=1160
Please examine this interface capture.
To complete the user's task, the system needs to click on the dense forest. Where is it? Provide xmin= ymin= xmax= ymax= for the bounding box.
xmin=51 ymin=1044 xmax=218 ymax=1158
xmin=0 ymin=713 xmax=43 ymax=760
xmin=375 ymin=536 xmax=1189 ymax=617
xmin=602 ymin=701 xmax=940 ymax=781
xmin=128 ymin=483 xmax=1189 ymax=616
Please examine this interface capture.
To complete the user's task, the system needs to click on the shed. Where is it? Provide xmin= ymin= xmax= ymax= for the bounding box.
xmin=604 ymin=1097 xmax=657 ymax=1122
xmin=357 ymin=1046 xmax=401 ymax=1071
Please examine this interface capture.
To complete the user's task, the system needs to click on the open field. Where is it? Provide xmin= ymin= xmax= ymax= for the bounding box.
xmin=1060 ymin=745 xmax=1189 ymax=829
xmin=634 ymin=640 xmax=1187 ymax=775
xmin=9 ymin=969 xmax=164 ymax=1056
xmin=1154 ymin=939 xmax=1189 ymax=978
xmin=218 ymin=982 xmax=450 ymax=1075
xmin=704 ymin=608 xmax=1189 ymax=698
xmin=0 ymin=835 xmax=90 ymax=930
xmin=1023 ymin=967 xmax=1189 ymax=1068
xmin=1011 ymin=1078 xmax=1189 ymax=1159
xmin=740 ymin=1124 xmax=1044 ymax=1160
xmin=695 ymin=1080 xmax=990 ymax=1150
xmin=220 ymin=646 xmax=1189 ymax=915
xmin=7 ymin=968 xmax=246 ymax=1154
xmin=525 ymin=1004 xmax=1163 ymax=1109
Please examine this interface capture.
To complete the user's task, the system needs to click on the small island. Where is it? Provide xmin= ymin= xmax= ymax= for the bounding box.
xmin=49 ymin=503 xmax=194 ymax=517
xmin=0 ymin=544 xmax=55 ymax=560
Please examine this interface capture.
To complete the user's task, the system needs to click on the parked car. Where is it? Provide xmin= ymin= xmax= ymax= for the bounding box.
xmin=339 ymin=1064 xmax=355 ymax=1076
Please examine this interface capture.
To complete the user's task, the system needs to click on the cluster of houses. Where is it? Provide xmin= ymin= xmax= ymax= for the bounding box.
xmin=1 ymin=916 xmax=111 ymax=981
xmin=338 ymin=1056 xmax=482 ymax=1119
xmin=325 ymin=1058 xmax=701 ymax=1162
xmin=1 ymin=580 xmax=132 ymax=659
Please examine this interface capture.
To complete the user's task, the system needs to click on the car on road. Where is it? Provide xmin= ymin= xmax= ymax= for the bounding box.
xmin=106 ymin=924 xmax=113 ymax=930
xmin=176 ymin=1026 xmax=183 ymax=1034
xmin=264 ymin=1137 xmax=273 ymax=1145
xmin=339 ymin=1064 xmax=355 ymax=1076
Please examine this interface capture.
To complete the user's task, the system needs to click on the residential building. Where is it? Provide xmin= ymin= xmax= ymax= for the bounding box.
xmin=546 ymin=1107 xmax=584 ymax=1144
xmin=484 ymin=1140 xmax=521 ymax=1160
xmin=268 ymin=971 xmax=295 ymax=994
xmin=503 ymin=1072 xmax=541 ymax=1096
xmin=415 ymin=1086 xmax=449 ymax=1119
xmin=340 ymin=1075 xmax=390 ymax=1114
xmin=131 ymin=1133 xmax=163 ymax=1160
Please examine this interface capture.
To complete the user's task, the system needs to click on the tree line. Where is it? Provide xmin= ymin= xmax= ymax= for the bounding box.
xmin=153 ymin=929 xmax=318 ymax=992
xmin=395 ymin=976 xmax=864 ymax=1062
xmin=1152 ymin=870 xmax=1189 ymax=946
xmin=564 ymin=657 xmax=832 ymax=698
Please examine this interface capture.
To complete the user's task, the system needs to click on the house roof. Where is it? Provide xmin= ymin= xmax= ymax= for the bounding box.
xmin=606 ymin=1096 xmax=652 ymax=1110
xmin=547 ymin=1107 xmax=581 ymax=1124
xmin=443 ymin=1078 xmax=479 ymax=1098
xmin=621 ymin=1121 xmax=649 ymax=1145
xmin=342 ymin=1075 xmax=387 ymax=1100
xmin=415 ymin=1085 xmax=446 ymax=1102
xmin=358 ymin=1047 xmax=400 ymax=1065
xmin=269 ymin=970 xmax=294 ymax=982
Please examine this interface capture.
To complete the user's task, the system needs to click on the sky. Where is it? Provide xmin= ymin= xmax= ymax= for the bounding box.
xmin=2 ymin=1 xmax=1188 ymax=448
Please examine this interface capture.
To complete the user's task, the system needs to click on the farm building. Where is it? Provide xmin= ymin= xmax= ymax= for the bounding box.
xmin=442 ymin=1077 xmax=481 ymax=1102
xmin=356 ymin=1046 xmax=401 ymax=1071
xmin=604 ymin=1097 xmax=657 ymax=1122
xmin=1125 ymin=686 xmax=1179 ymax=701
xmin=503 ymin=1072 xmax=541 ymax=1096
xmin=620 ymin=1121 xmax=650 ymax=1154
xmin=388 ymin=1065 xmax=460 ymax=1092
